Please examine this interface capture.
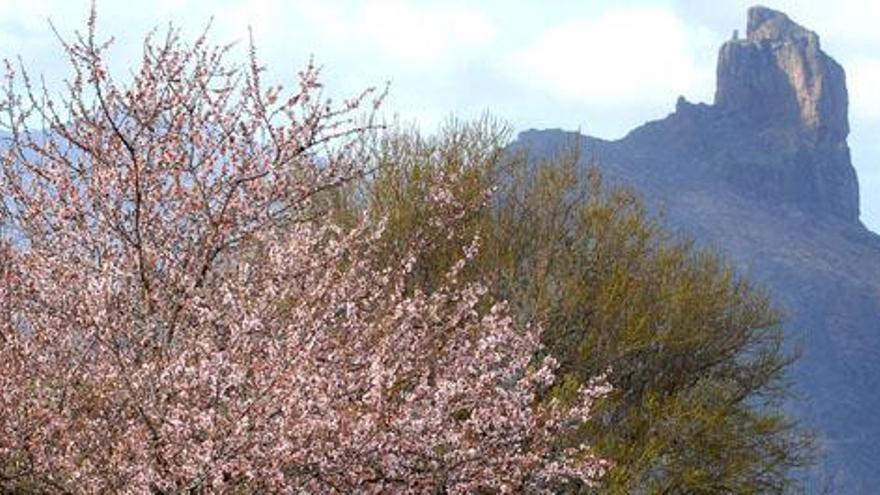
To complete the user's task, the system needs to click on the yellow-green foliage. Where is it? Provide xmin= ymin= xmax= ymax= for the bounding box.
xmin=338 ymin=116 xmax=814 ymax=494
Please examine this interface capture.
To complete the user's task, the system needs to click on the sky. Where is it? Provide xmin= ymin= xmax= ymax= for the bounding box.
xmin=0 ymin=0 xmax=877 ymax=229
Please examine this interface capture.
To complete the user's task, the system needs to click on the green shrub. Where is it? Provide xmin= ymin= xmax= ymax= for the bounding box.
xmin=336 ymin=116 xmax=814 ymax=493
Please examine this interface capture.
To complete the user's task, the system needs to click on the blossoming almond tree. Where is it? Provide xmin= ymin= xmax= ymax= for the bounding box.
xmin=0 ymin=9 xmax=610 ymax=493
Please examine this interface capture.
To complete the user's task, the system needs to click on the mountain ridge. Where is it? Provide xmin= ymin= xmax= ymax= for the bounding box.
xmin=513 ymin=6 xmax=880 ymax=491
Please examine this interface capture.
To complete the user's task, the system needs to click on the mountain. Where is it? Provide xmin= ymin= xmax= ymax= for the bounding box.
xmin=513 ymin=6 xmax=880 ymax=491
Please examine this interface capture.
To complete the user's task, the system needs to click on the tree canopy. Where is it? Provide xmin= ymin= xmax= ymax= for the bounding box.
xmin=0 ymin=15 xmax=609 ymax=493
xmin=339 ymin=117 xmax=814 ymax=494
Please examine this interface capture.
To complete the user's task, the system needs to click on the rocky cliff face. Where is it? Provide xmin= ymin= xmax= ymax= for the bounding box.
xmin=713 ymin=6 xmax=859 ymax=221
xmin=717 ymin=7 xmax=849 ymax=142
xmin=514 ymin=6 xmax=880 ymax=491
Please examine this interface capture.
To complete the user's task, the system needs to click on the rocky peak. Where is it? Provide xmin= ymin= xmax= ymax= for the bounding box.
xmin=710 ymin=6 xmax=858 ymax=222
xmin=746 ymin=6 xmax=814 ymax=42
xmin=715 ymin=6 xmax=848 ymax=144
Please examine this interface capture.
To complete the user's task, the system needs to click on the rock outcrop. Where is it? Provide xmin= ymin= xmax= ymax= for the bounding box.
xmin=514 ymin=6 xmax=880 ymax=491
xmin=713 ymin=6 xmax=859 ymax=221
xmin=717 ymin=7 xmax=849 ymax=142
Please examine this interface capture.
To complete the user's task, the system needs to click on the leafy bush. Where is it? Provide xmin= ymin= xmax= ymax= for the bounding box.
xmin=343 ymin=116 xmax=814 ymax=494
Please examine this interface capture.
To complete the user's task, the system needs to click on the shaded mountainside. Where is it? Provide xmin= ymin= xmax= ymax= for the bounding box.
xmin=514 ymin=6 xmax=880 ymax=491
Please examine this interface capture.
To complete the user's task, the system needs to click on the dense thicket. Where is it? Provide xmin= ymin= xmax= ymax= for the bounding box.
xmin=336 ymin=117 xmax=815 ymax=494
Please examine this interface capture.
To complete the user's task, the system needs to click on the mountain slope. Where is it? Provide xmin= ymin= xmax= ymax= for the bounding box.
xmin=514 ymin=7 xmax=880 ymax=491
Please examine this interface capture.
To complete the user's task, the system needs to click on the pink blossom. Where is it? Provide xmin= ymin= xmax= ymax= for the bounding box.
xmin=0 ymin=9 xmax=610 ymax=493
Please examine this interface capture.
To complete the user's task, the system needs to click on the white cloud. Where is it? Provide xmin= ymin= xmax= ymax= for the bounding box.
xmin=847 ymin=57 xmax=880 ymax=120
xmin=216 ymin=0 xmax=496 ymax=68
xmin=788 ymin=1 xmax=880 ymax=54
xmin=357 ymin=1 xmax=496 ymax=65
xmin=506 ymin=6 xmax=716 ymax=107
